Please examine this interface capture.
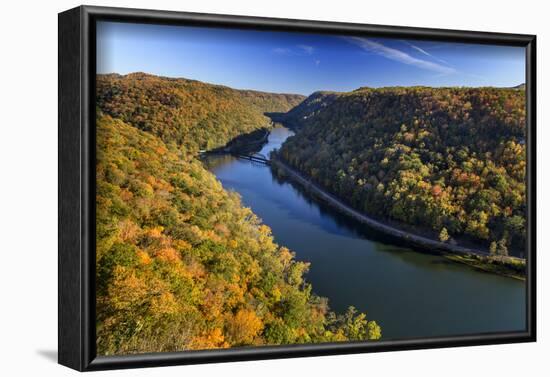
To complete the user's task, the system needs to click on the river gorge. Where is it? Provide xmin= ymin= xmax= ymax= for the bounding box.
xmin=204 ymin=124 xmax=526 ymax=340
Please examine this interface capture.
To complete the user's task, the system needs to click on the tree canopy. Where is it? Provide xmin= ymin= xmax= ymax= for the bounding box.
xmin=276 ymin=86 xmax=526 ymax=256
xmin=95 ymin=74 xmax=380 ymax=355
xmin=97 ymin=73 xmax=305 ymax=152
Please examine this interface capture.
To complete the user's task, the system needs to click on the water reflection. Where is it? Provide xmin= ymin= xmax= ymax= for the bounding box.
xmin=204 ymin=125 xmax=526 ymax=340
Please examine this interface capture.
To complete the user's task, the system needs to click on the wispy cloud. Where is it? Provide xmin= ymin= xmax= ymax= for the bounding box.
xmin=297 ymin=44 xmax=315 ymax=55
xmin=346 ymin=37 xmax=456 ymax=75
xmin=315 ymin=59 xmax=321 ymax=66
xmin=402 ymin=41 xmax=450 ymax=65
xmin=272 ymin=44 xmax=316 ymax=56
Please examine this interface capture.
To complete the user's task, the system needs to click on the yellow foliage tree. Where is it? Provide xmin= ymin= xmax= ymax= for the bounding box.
xmin=225 ymin=309 xmax=264 ymax=345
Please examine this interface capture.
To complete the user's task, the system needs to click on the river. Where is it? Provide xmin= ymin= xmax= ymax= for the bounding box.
xmin=204 ymin=124 xmax=526 ymax=340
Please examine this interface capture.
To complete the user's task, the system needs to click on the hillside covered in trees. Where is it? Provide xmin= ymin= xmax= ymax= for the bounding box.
xmin=97 ymin=73 xmax=305 ymax=152
xmin=267 ymin=91 xmax=340 ymax=129
xmin=276 ymin=87 xmax=526 ymax=257
xmin=96 ymin=74 xmax=380 ymax=355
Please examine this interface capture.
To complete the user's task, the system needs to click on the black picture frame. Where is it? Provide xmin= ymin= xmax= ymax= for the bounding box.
xmin=58 ymin=5 xmax=537 ymax=371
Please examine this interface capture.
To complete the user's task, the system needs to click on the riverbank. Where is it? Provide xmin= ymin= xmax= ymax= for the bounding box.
xmin=271 ymin=158 xmax=525 ymax=280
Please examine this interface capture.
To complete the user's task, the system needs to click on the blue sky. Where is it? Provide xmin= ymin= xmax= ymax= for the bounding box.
xmin=97 ymin=21 xmax=525 ymax=95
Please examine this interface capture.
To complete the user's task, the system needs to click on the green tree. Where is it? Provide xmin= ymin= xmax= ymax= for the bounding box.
xmin=489 ymin=241 xmax=497 ymax=256
xmin=497 ymin=238 xmax=509 ymax=256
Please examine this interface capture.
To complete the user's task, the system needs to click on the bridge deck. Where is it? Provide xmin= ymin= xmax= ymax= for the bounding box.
xmin=233 ymin=153 xmax=271 ymax=165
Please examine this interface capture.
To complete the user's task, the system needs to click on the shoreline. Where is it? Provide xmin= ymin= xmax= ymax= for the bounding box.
xmin=271 ymin=158 xmax=525 ymax=280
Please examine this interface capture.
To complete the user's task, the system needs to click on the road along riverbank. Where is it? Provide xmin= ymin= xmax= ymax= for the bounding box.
xmin=270 ymin=158 xmax=526 ymax=280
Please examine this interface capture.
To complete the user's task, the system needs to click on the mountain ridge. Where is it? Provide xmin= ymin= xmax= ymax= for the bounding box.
xmin=97 ymin=73 xmax=305 ymax=152
xmin=276 ymin=85 xmax=527 ymax=256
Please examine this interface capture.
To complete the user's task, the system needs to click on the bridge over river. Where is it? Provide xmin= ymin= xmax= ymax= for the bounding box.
xmin=232 ymin=152 xmax=271 ymax=165
xmin=200 ymin=150 xmax=271 ymax=165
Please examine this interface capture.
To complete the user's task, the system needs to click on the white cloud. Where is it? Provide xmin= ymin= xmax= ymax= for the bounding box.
xmin=346 ymin=37 xmax=456 ymax=75
xmin=403 ymin=41 xmax=450 ymax=65
xmin=272 ymin=47 xmax=291 ymax=55
xmin=272 ymin=45 xmax=315 ymax=56
xmin=297 ymin=44 xmax=315 ymax=55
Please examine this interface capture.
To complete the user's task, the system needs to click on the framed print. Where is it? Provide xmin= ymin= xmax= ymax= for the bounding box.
xmin=58 ymin=5 xmax=536 ymax=371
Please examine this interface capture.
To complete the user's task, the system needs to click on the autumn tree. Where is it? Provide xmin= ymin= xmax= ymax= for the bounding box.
xmin=439 ymin=228 xmax=450 ymax=243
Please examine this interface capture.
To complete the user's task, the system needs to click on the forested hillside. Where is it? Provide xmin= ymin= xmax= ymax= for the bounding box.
xmin=95 ymin=76 xmax=379 ymax=355
xmin=97 ymin=73 xmax=304 ymax=152
xmin=277 ymin=87 xmax=526 ymax=256
xmin=269 ymin=91 xmax=340 ymax=129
